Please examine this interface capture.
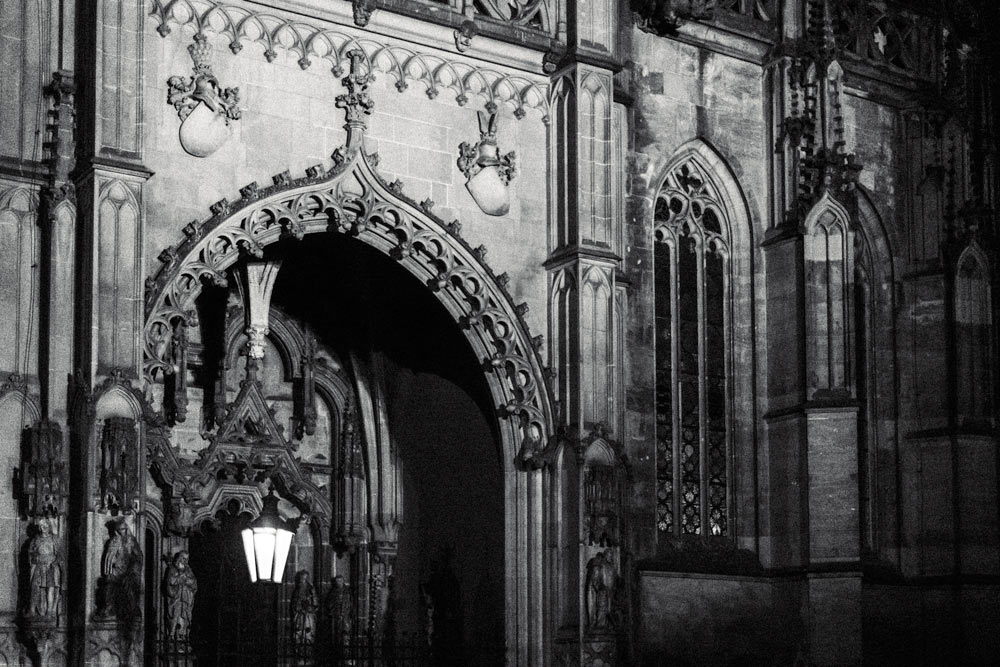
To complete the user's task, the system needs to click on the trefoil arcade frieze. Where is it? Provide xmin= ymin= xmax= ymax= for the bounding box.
xmin=150 ymin=0 xmax=555 ymax=122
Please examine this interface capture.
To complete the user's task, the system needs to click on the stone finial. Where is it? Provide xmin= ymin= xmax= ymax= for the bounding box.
xmin=336 ymin=50 xmax=375 ymax=145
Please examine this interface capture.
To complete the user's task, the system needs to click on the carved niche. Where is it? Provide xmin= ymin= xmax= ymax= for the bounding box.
xmin=24 ymin=421 xmax=67 ymax=518
xmin=95 ymin=518 xmax=143 ymax=623
xmin=99 ymin=417 xmax=139 ymax=514
xmin=579 ymin=427 xmax=627 ymax=642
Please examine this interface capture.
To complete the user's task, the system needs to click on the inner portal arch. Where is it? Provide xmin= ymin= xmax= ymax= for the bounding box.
xmin=143 ymin=149 xmax=553 ymax=464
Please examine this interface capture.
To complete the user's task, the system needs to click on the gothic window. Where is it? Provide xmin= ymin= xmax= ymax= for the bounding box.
xmin=654 ymin=159 xmax=731 ymax=537
xmin=955 ymin=249 xmax=994 ymax=427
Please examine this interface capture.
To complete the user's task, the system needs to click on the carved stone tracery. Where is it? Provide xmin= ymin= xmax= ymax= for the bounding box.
xmin=99 ymin=417 xmax=139 ymax=514
xmin=24 ymin=421 xmax=67 ymax=518
xmin=143 ymin=115 xmax=554 ymax=468
xmin=150 ymin=0 xmax=552 ymax=120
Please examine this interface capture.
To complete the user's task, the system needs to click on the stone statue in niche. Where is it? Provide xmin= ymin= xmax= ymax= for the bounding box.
xmin=164 ymin=551 xmax=197 ymax=638
xmin=96 ymin=518 xmax=143 ymax=621
xmin=585 ymin=550 xmax=616 ymax=632
xmin=27 ymin=517 xmax=62 ymax=620
xmin=327 ymin=575 xmax=351 ymax=647
xmin=291 ymin=570 xmax=318 ymax=646
xmin=99 ymin=416 xmax=137 ymax=514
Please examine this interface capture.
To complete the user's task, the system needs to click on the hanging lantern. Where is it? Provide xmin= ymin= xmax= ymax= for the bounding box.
xmin=241 ymin=489 xmax=294 ymax=583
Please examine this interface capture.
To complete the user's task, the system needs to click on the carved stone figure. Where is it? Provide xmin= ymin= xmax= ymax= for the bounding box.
xmin=291 ymin=570 xmax=318 ymax=646
xmin=327 ymin=575 xmax=351 ymax=646
xmin=420 ymin=584 xmax=434 ymax=647
xmin=28 ymin=518 xmax=62 ymax=619
xmin=164 ymin=551 xmax=197 ymax=638
xmin=97 ymin=519 xmax=143 ymax=621
xmin=585 ymin=551 xmax=616 ymax=632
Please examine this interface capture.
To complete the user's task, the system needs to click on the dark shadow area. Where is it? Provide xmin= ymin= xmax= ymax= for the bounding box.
xmin=188 ymin=507 xmax=280 ymax=667
xmin=270 ymin=234 xmax=505 ymax=664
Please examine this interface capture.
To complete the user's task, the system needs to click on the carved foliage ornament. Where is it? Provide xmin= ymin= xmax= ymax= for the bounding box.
xmin=167 ymin=33 xmax=242 ymax=157
xmin=335 ymin=50 xmax=375 ymax=124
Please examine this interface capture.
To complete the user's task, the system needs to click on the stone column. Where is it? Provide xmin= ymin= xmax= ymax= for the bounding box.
xmin=546 ymin=2 xmax=625 ymax=663
xmin=762 ymin=3 xmax=863 ymax=664
xmin=71 ymin=1 xmax=150 ymax=663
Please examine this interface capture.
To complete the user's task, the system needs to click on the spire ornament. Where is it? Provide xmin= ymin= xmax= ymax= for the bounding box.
xmin=336 ymin=50 xmax=375 ymax=149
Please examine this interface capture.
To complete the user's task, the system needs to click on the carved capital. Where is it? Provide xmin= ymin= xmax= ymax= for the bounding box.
xmin=245 ymin=325 xmax=269 ymax=360
xmin=19 ymin=620 xmax=62 ymax=667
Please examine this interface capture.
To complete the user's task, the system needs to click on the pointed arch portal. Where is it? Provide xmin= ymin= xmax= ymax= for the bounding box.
xmin=143 ymin=142 xmax=555 ymax=663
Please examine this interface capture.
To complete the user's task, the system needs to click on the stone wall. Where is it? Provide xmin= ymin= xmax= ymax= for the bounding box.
xmin=637 ymin=571 xmax=803 ymax=666
xmin=142 ymin=18 xmax=552 ymax=344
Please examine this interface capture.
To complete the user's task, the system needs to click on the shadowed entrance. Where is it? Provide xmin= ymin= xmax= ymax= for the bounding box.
xmin=188 ymin=506 xmax=281 ymax=667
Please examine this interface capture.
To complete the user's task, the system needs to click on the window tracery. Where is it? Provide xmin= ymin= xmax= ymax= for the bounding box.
xmin=654 ymin=159 xmax=731 ymax=537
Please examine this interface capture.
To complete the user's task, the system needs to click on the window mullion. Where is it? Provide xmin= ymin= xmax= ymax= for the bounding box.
xmin=723 ymin=251 xmax=734 ymax=536
xmin=670 ymin=236 xmax=682 ymax=536
xmin=696 ymin=233 xmax=708 ymax=536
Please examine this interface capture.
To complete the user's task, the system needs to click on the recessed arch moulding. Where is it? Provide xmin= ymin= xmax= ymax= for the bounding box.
xmin=142 ymin=124 xmax=558 ymax=666
xmin=142 ymin=18 xmax=559 ymax=659
xmin=143 ymin=143 xmax=555 ymax=465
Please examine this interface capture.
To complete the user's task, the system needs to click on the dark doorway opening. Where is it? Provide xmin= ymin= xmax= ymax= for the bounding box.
xmin=188 ymin=505 xmax=282 ymax=667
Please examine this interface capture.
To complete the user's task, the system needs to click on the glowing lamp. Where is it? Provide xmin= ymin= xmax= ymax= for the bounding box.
xmin=241 ymin=489 xmax=293 ymax=583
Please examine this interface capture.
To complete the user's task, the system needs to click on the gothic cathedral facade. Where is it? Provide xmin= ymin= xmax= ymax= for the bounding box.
xmin=0 ymin=1 xmax=997 ymax=665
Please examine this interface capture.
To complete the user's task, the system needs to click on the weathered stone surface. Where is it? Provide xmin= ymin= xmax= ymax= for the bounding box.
xmin=0 ymin=1 xmax=997 ymax=665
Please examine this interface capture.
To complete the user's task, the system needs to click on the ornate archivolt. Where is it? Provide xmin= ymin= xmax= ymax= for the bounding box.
xmin=149 ymin=0 xmax=553 ymax=120
xmin=143 ymin=57 xmax=555 ymax=463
